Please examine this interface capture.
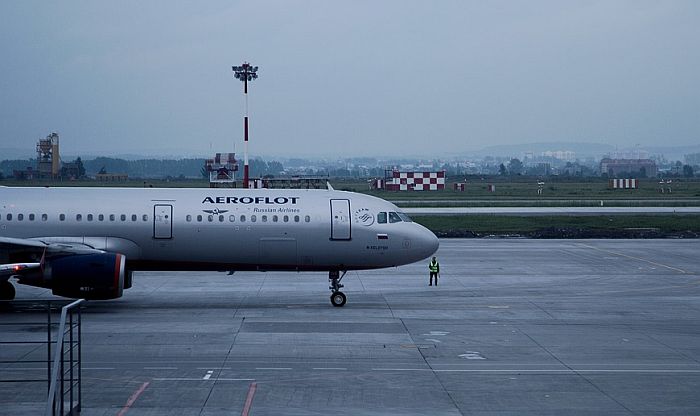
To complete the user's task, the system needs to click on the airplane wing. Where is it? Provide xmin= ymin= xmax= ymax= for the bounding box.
xmin=0 ymin=236 xmax=104 ymax=278
xmin=0 ymin=263 xmax=41 ymax=279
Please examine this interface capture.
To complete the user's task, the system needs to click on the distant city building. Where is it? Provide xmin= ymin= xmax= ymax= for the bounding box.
xmin=541 ymin=150 xmax=575 ymax=161
xmin=600 ymin=158 xmax=657 ymax=178
xmin=610 ymin=149 xmax=650 ymax=160
xmin=685 ymin=153 xmax=700 ymax=166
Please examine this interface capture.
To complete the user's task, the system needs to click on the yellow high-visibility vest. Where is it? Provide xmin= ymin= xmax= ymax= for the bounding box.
xmin=429 ymin=260 xmax=439 ymax=273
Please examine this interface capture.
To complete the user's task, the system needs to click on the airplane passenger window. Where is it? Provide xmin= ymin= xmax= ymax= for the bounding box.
xmin=87 ymin=214 xmax=93 ymax=221
xmin=262 ymin=215 xmax=267 ymax=222
xmin=98 ymin=214 xmax=104 ymax=221
xmin=120 ymin=214 xmax=126 ymax=221
xmin=389 ymin=212 xmax=402 ymax=223
xmin=197 ymin=215 xmax=202 ymax=222
xmin=29 ymin=214 xmax=35 ymax=221
xmin=283 ymin=215 xmax=289 ymax=223
xmin=6 ymin=214 xmax=12 ymax=221
xmin=294 ymin=215 xmax=300 ymax=223
xmin=17 ymin=214 xmax=23 ymax=221
xmin=143 ymin=215 xmax=148 ymax=221
xmin=229 ymin=215 xmax=235 ymax=222
xmin=219 ymin=215 xmax=224 ymax=222
xmin=207 ymin=215 xmax=213 ymax=222
xmin=59 ymin=214 xmax=65 ymax=221
xmin=305 ymin=215 xmax=310 ymax=222
xmin=76 ymin=214 xmax=81 ymax=221
xmin=110 ymin=214 xmax=115 ymax=221
xmin=251 ymin=215 xmax=257 ymax=222
xmin=42 ymin=214 xmax=48 ymax=221
xmin=377 ymin=212 xmax=387 ymax=224
xmin=131 ymin=214 xmax=137 ymax=222
xmin=240 ymin=215 xmax=246 ymax=222
xmin=186 ymin=215 xmax=192 ymax=222
xmin=272 ymin=215 xmax=278 ymax=223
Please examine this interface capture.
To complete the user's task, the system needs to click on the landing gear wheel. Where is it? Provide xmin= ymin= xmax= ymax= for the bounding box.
xmin=328 ymin=270 xmax=348 ymax=307
xmin=330 ymin=291 xmax=346 ymax=307
xmin=0 ymin=281 xmax=16 ymax=301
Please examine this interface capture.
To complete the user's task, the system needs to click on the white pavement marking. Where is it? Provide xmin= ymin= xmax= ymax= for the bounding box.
xmin=372 ymin=368 xmax=432 ymax=371
xmin=203 ymin=370 xmax=213 ymax=380
xmin=425 ymin=338 xmax=442 ymax=343
xmin=312 ymin=367 xmax=347 ymax=370
xmin=422 ymin=331 xmax=450 ymax=336
xmin=153 ymin=377 xmax=254 ymax=381
xmin=144 ymin=367 xmax=177 ymax=370
xmin=580 ymin=243 xmax=689 ymax=274
xmin=255 ymin=367 xmax=292 ymax=370
xmin=458 ymin=352 xmax=486 ymax=360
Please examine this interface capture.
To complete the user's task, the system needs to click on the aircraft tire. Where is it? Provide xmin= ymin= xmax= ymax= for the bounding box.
xmin=0 ymin=281 xmax=16 ymax=301
xmin=330 ymin=291 xmax=346 ymax=307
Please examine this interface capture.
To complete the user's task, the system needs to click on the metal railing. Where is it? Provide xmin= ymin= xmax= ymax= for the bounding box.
xmin=0 ymin=300 xmax=55 ymax=388
xmin=45 ymin=299 xmax=84 ymax=416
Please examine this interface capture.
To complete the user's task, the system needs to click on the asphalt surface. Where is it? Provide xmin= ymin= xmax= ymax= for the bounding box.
xmin=2 ymin=239 xmax=700 ymax=415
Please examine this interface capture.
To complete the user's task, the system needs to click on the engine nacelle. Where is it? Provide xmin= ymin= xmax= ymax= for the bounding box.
xmin=43 ymin=253 xmax=126 ymax=300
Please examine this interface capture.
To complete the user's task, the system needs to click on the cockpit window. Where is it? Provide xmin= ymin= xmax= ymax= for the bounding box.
xmin=398 ymin=212 xmax=413 ymax=222
xmin=377 ymin=212 xmax=387 ymax=224
xmin=389 ymin=212 xmax=402 ymax=223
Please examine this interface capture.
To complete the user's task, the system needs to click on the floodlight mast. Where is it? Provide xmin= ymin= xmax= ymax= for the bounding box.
xmin=232 ymin=62 xmax=259 ymax=188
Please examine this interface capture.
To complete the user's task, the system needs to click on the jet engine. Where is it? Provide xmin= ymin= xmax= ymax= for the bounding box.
xmin=18 ymin=253 xmax=126 ymax=300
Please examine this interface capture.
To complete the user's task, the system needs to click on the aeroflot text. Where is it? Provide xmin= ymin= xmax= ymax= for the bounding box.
xmin=202 ymin=196 xmax=299 ymax=205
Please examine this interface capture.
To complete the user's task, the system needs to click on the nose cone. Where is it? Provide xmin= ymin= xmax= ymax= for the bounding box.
xmin=413 ymin=223 xmax=439 ymax=261
xmin=422 ymin=228 xmax=440 ymax=259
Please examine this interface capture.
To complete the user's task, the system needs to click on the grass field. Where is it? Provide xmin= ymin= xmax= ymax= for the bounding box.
xmin=4 ymin=177 xmax=700 ymax=201
xmin=412 ymin=214 xmax=700 ymax=236
xmin=333 ymin=178 xmax=700 ymax=200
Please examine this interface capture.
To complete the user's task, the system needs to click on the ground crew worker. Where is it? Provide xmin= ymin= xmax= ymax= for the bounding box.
xmin=429 ymin=256 xmax=439 ymax=286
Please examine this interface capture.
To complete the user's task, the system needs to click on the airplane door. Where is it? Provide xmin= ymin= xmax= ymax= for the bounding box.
xmin=330 ymin=199 xmax=351 ymax=240
xmin=153 ymin=204 xmax=173 ymax=239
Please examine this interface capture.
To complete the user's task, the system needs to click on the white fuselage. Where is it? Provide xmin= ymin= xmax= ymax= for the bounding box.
xmin=0 ymin=187 xmax=438 ymax=272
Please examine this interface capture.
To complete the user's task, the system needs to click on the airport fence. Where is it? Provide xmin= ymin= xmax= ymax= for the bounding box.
xmin=0 ymin=299 xmax=84 ymax=415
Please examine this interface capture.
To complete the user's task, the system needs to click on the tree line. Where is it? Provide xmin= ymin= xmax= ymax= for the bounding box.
xmin=0 ymin=157 xmax=286 ymax=179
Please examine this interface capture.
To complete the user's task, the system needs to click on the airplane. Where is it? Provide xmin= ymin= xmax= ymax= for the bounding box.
xmin=0 ymin=185 xmax=439 ymax=306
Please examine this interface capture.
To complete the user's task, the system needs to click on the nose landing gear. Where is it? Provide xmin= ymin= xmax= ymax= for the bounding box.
xmin=329 ymin=270 xmax=347 ymax=307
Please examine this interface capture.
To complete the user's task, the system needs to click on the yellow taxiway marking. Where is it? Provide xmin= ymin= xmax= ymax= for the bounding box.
xmin=579 ymin=243 xmax=688 ymax=274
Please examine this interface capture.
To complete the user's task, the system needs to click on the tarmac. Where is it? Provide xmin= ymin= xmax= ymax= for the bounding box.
xmin=403 ymin=207 xmax=700 ymax=215
xmin=2 ymin=239 xmax=700 ymax=415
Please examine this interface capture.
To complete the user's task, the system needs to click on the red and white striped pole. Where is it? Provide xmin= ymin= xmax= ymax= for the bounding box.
xmin=243 ymin=76 xmax=249 ymax=188
xmin=232 ymin=62 xmax=258 ymax=188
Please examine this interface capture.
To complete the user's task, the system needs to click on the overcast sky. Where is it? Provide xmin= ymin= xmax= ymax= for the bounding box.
xmin=1 ymin=1 xmax=699 ymax=158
